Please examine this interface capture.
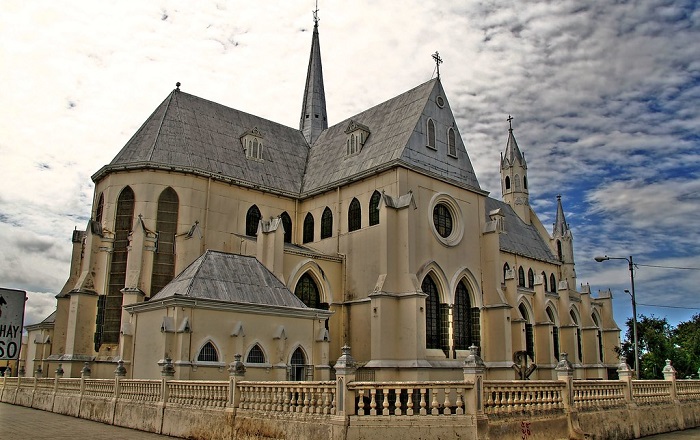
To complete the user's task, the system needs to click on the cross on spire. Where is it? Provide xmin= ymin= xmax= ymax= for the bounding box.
xmin=507 ymin=115 xmax=514 ymax=131
xmin=313 ymin=0 xmax=319 ymax=26
xmin=432 ymin=51 xmax=443 ymax=79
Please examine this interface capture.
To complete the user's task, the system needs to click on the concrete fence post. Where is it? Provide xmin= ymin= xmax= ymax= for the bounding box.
xmin=663 ymin=359 xmax=677 ymax=400
xmin=617 ymin=358 xmax=634 ymax=403
xmin=227 ymin=353 xmax=246 ymax=409
xmin=80 ymin=362 xmax=91 ymax=397
xmin=114 ymin=360 xmax=127 ymax=399
xmin=54 ymin=364 xmax=64 ymax=395
xmin=333 ymin=344 xmax=357 ymax=417
xmin=463 ymin=345 xmax=485 ymax=417
xmin=160 ymin=357 xmax=175 ymax=404
xmin=555 ymin=353 xmax=574 ymax=410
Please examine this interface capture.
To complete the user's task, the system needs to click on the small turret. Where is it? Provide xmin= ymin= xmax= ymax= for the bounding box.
xmin=500 ymin=116 xmax=530 ymax=223
xmin=552 ymin=195 xmax=576 ymax=288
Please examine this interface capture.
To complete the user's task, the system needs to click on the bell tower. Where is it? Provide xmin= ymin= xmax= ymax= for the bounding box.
xmin=500 ymin=116 xmax=530 ymax=223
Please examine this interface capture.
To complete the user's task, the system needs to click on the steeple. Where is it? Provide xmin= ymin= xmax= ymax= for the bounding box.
xmin=500 ymin=116 xmax=530 ymax=223
xmin=553 ymin=194 xmax=571 ymax=238
xmin=299 ymin=6 xmax=328 ymax=145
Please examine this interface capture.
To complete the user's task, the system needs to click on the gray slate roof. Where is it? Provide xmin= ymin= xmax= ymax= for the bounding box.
xmin=95 ymin=79 xmax=482 ymax=196
xmin=303 ymin=79 xmax=481 ymax=193
xmin=95 ymin=91 xmax=310 ymax=195
xmin=150 ymin=250 xmax=309 ymax=308
xmin=485 ymin=198 xmax=559 ymax=264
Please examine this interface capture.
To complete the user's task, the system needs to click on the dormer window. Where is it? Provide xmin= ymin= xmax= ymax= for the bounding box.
xmin=240 ymin=127 xmax=264 ymax=161
xmin=344 ymin=120 xmax=370 ymax=156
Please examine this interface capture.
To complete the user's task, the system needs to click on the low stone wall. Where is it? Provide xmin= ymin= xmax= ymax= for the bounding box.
xmin=3 ymin=372 xmax=700 ymax=440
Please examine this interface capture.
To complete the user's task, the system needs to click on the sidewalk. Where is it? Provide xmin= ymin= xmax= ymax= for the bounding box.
xmin=641 ymin=427 xmax=700 ymax=439
xmin=0 ymin=402 xmax=181 ymax=439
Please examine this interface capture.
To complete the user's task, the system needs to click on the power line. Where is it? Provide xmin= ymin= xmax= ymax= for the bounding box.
xmin=637 ymin=302 xmax=700 ymax=311
xmin=636 ymin=263 xmax=700 ymax=271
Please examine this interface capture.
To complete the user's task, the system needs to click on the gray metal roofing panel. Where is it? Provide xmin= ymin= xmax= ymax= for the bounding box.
xmin=150 ymin=251 xmax=309 ymax=309
xmin=485 ymin=198 xmax=559 ymax=264
xmin=107 ymin=92 xmax=309 ymax=193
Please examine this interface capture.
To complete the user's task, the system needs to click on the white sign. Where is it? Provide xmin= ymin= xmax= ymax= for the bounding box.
xmin=0 ymin=288 xmax=26 ymax=360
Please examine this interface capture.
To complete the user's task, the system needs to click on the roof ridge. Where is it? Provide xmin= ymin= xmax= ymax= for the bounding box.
xmin=183 ymin=250 xmax=210 ymax=296
xmin=146 ymin=88 xmax=178 ymax=162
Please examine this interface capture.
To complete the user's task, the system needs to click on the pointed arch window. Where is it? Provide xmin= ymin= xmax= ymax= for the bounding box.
xmin=518 ymin=267 xmax=526 ymax=287
xmin=98 ymin=186 xmax=134 ymax=349
xmin=448 ymin=127 xmax=457 ymax=157
xmin=197 ymin=341 xmax=219 ymax=362
xmin=280 ymin=212 xmax=292 ymax=244
xmin=303 ymin=213 xmax=314 ymax=243
xmin=547 ymin=307 xmax=560 ymax=361
xmin=423 ymin=275 xmax=447 ymax=353
xmin=91 ymin=193 xmax=105 ymax=236
xmin=550 ymin=274 xmax=557 ymax=293
xmin=320 ymin=207 xmax=333 ymax=239
xmin=246 ymin=205 xmax=261 ymax=237
xmin=348 ymin=198 xmax=361 ymax=232
xmin=294 ymin=273 xmax=320 ymax=308
xmin=519 ymin=303 xmax=535 ymax=362
xmin=369 ymin=191 xmax=381 ymax=226
xmin=454 ymin=281 xmax=480 ymax=351
xmin=427 ymin=119 xmax=436 ymax=149
xmin=514 ymin=174 xmax=521 ymax=191
xmin=523 ymin=176 xmax=528 ymax=190
xmin=288 ymin=347 xmax=308 ymax=381
xmin=246 ymin=343 xmax=266 ymax=364
xmin=571 ymin=310 xmax=582 ymax=363
xmin=503 ymin=263 xmax=511 ymax=282
xmin=592 ymin=313 xmax=604 ymax=363
xmin=505 ymin=176 xmax=511 ymax=190
xmin=151 ymin=187 xmax=179 ymax=296
xmin=557 ymin=240 xmax=563 ymax=261
xmin=542 ymin=271 xmax=548 ymax=292
xmin=527 ymin=268 xmax=535 ymax=288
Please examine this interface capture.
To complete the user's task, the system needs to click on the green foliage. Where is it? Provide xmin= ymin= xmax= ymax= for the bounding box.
xmin=618 ymin=314 xmax=700 ymax=379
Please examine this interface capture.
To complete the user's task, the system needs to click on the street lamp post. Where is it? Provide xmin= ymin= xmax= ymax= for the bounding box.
xmin=595 ymin=255 xmax=639 ymax=379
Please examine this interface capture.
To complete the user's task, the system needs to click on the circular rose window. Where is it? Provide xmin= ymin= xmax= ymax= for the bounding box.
xmin=429 ymin=193 xmax=464 ymax=246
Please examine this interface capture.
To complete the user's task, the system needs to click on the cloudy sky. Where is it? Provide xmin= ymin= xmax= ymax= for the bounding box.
xmin=1 ymin=0 xmax=699 ymax=331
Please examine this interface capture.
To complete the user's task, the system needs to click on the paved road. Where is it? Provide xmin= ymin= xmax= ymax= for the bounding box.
xmin=2 ymin=401 xmax=700 ymax=439
xmin=0 ymin=402 xmax=181 ymax=439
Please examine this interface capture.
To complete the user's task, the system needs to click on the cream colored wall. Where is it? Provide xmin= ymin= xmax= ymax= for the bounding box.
xmin=129 ymin=304 xmax=323 ymax=381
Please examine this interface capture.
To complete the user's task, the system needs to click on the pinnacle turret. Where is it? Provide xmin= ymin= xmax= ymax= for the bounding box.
xmin=553 ymin=194 xmax=571 ymax=238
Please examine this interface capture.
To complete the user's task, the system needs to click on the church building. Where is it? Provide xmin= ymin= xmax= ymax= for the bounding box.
xmin=27 ymin=12 xmax=620 ymax=381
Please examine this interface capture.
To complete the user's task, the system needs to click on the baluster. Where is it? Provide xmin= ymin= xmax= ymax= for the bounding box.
xmin=303 ymin=387 xmax=310 ymax=413
xmin=456 ymin=388 xmax=464 ymax=415
xmin=419 ymin=389 xmax=427 ymax=416
xmin=443 ymin=387 xmax=452 ymax=415
xmin=431 ymin=388 xmax=440 ymax=415
xmin=407 ymin=388 xmax=414 ymax=416
xmin=315 ymin=387 xmax=322 ymax=414
xmin=358 ymin=389 xmax=366 ymax=416
xmin=330 ymin=388 xmax=336 ymax=415
xmin=323 ymin=387 xmax=330 ymax=414
xmin=394 ymin=388 xmax=402 ymax=415
xmin=382 ymin=388 xmax=390 ymax=416
xmin=370 ymin=388 xmax=377 ymax=416
xmin=283 ymin=386 xmax=290 ymax=412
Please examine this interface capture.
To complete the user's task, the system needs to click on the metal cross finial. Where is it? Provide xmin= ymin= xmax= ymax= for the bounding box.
xmin=313 ymin=0 xmax=319 ymax=26
xmin=432 ymin=51 xmax=443 ymax=79
xmin=507 ymin=115 xmax=514 ymax=130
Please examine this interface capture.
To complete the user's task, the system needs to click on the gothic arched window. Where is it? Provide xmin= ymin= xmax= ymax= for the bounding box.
xmin=369 ymin=191 xmax=381 ymax=226
xmin=98 ymin=186 xmax=135 ymax=349
xmin=542 ymin=271 xmax=548 ymax=292
xmin=454 ymin=281 xmax=480 ymax=351
xmin=571 ymin=309 xmax=583 ymax=363
xmin=519 ymin=303 xmax=535 ymax=361
xmin=518 ymin=267 xmax=526 ymax=287
xmin=550 ymin=274 xmax=557 ymax=293
xmin=246 ymin=344 xmax=266 ymax=364
xmin=246 ymin=205 xmax=261 ymax=237
xmin=151 ymin=187 xmax=179 ymax=296
xmin=547 ymin=307 xmax=560 ymax=361
xmin=505 ymin=176 xmax=511 ymax=190
xmin=294 ymin=273 xmax=320 ymax=308
xmin=348 ymin=198 xmax=361 ymax=232
xmin=303 ymin=213 xmax=314 ymax=243
xmin=423 ymin=275 xmax=446 ymax=353
xmin=503 ymin=263 xmax=510 ymax=282
xmin=320 ymin=207 xmax=333 ymax=239
xmin=289 ymin=347 xmax=307 ymax=381
xmin=197 ymin=341 xmax=219 ymax=362
xmin=427 ymin=119 xmax=436 ymax=149
xmin=557 ymin=240 xmax=563 ymax=261
xmin=448 ymin=128 xmax=456 ymax=156
xmin=280 ymin=212 xmax=292 ymax=244
xmin=527 ymin=268 xmax=535 ymax=288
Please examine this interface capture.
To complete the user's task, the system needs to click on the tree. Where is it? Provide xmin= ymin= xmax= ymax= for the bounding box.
xmin=617 ymin=314 xmax=700 ymax=379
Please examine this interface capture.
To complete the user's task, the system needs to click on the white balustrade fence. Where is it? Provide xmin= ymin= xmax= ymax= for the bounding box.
xmin=348 ymin=381 xmax=473 ymax=416
xmin=238 ymin=381 xmax=336 ymax=415
xmin=483 ymin=380 xmax=565 ymax=414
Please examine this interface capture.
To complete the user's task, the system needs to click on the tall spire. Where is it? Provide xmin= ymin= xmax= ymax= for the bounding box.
xmin=553 ymin=195 xmax=571 ymax=237
xmin=500 ymin=116 xmax=531 ymax=223
xmin=299 ymin=3 xmax=328 ymax=145
xmin=501 ymin=115 xmax=526 ymax=169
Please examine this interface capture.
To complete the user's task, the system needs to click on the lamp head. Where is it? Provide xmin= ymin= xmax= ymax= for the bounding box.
xmin=594 ymin=256 xmax=609 ymax=262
